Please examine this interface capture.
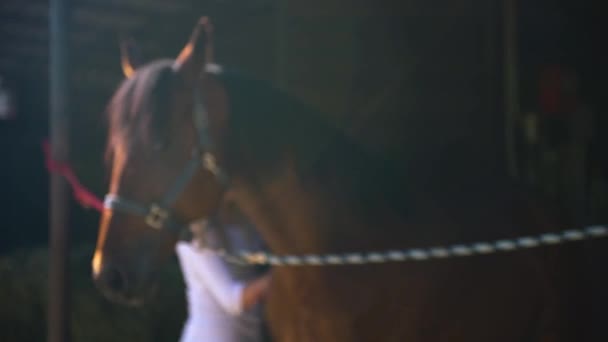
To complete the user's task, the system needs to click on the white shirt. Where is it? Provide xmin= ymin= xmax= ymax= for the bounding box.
xmin=176 ymin=241 xmax=263 ymax=342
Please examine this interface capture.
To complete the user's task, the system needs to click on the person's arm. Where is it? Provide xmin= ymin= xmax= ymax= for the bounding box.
xmin=241 ymin=273 xmax=271 ymax=311
xmin=176 ymin=243 xmax=269 ymax=315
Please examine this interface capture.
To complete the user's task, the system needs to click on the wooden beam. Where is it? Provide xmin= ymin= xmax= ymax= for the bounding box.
xmin=274 ymin=0 xmax=288 ymax=89
xmin=72 ymin=7 xmax=146 ymax=30
xmin=0 ymin=2 xmax=48 ymax=17
xmin=503 ymin=0 xmax=519 ymax=179
xmin=47 ymin=0 xmax=71 ymax=341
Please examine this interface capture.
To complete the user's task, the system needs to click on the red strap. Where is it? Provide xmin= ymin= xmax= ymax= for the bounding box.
xmin=42 ymin=140 xmax=103 ymax=212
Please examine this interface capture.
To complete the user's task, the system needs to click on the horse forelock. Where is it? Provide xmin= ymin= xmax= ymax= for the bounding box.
xmin=105 ymin=60 xmax=175 ymax=164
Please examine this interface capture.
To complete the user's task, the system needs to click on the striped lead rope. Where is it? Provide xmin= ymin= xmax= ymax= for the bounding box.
xmin=206 ymin=225 xmax=608 ymax=267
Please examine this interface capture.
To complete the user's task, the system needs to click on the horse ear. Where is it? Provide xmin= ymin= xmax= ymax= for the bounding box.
xmin=173 ymin=17 xmax=214 ymax=82
xmin=120 ymin=37 xmax=144 ymax=78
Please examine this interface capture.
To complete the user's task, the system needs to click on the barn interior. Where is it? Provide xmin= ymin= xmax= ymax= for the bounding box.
xmin=1 ymin=0 xmax=606 ymax=341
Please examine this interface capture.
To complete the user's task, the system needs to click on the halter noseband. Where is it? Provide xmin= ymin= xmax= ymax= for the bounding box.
xmin=103 ymin=87 xmax=228 ymax=233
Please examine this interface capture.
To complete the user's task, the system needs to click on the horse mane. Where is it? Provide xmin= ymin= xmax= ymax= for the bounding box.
xmin=216 ymin=70 xmax=410 ymax=217
xmin=105 ymin=60 xmax=175 ymax=162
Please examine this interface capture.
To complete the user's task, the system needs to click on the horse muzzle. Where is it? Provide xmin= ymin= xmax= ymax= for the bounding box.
xmin=92 ymin=258 xmax=158 ymax=307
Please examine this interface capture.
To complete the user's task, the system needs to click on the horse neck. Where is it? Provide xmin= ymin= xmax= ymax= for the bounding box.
xmin=229 ymin=162 xmax=409 ymax=256
xmin=229 ymin=156 xmax=533 ymax=257
xmin=216 ymin=72 xmax=412 ymax=253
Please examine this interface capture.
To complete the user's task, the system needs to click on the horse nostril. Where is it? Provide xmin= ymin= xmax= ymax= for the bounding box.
xmin=96 ymin=265 xmax=129 ymax=296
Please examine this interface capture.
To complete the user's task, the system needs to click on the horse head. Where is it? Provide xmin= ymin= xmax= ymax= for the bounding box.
xmin=92 ymin=17 xmax=229 ymax=305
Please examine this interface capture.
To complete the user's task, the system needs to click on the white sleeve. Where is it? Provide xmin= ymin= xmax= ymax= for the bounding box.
xmin=175 ymin=242 xmax=245 ymax=316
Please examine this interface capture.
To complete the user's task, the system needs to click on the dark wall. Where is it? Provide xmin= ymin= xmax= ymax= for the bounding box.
xmin=0 ymin=74 xmax=50 ymax=253
xmin=347 ymin=1 xmax=504 ymax=167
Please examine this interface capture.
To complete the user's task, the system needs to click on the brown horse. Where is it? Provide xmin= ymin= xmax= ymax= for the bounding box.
xmin=93 ymin=18 xmax=583 ymax=341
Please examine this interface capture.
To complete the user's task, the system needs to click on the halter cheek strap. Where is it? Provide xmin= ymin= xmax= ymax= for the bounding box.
xmin=103 ymin=88 xmax=228 ymax=233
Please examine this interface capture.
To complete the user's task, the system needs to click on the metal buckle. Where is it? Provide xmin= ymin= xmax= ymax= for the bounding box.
xmin=145 ymin=204 xmax=169 ymax=230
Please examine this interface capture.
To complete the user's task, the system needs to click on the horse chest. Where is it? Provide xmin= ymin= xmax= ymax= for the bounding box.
xmin=265 ymin=267 xmax=413 ymax=342
xmin=264 ymin=258 xmax=550 ymax=342
xmin=264 ymin=269 xmax=361 ymax=341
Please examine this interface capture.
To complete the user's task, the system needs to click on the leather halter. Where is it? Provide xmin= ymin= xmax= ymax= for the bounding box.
xmin=103 ymin=87 xmax=228 ymax=233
